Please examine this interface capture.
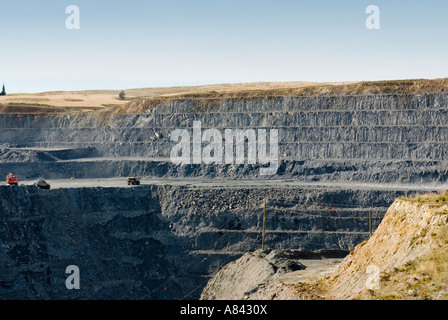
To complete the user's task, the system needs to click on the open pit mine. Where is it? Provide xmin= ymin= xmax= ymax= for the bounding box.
xmin=1 ymin=86 xmax=447 ymax=299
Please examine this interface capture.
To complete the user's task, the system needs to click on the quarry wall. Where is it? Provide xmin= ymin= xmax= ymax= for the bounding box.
xmin=1 ymin=93 xmax=447 ymax=299
xmin=1 ymin=93 xmax=448 ymax=182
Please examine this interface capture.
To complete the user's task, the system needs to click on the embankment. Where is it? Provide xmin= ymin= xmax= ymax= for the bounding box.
xmin=205 ymin=195 xmax=448 ymax=300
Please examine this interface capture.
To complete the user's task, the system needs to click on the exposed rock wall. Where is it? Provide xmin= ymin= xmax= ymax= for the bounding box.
xmin=205 ymin=198 xmax=448 ymax=300
xmin=1 ymin=92 xmax=447 ymax=299
xmin=0 ymin=185 xmax=188 ymax=299
xmin=326 ymin=198 xmax=448 ymax=299
xmin=0 ymin=184 xmax=417 ymax=299
xmin=200 ymin=250 xmax=307 ymax=300
xmin=1 ymin=93 xmax=448 ymax=182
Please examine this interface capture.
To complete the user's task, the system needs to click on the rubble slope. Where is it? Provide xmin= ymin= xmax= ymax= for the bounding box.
xmin=201 ymin=193 xmax=448 ymax=300
xmin=325 ymin=193 xmax=448 ymax=300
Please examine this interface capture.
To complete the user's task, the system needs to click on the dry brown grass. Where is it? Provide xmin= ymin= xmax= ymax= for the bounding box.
xmin=117 ymin=77 xmax=448 ymax=113
xmin=399 ymin=191 xmax=448 ymax=214
xmin=375 ymin=225 xmax=448 ymax=300
xmin=352 ymin=196 xmax=448 ymax=300
xmin=2 ymin=78 xmax=448 ymax=114
xmin=319 ymin=195 xmax=448 ymax=300
xmin=0 ymin=81 xmax=326 ymax=113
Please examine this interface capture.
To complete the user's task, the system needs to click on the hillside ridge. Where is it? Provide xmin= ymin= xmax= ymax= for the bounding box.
xmin=2 ymin=78 xmax=448 ymax=114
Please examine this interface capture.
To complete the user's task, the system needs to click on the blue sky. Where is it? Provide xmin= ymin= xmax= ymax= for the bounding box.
xmin=1 ymin=0 xmax=448 ymax=93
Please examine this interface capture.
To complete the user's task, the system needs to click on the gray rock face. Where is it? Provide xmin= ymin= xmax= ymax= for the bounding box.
xmin=0 ymin=185 xmax=186 ymax=299
xmin=0 ymin=184 xmax=417 ymax=300
xmin=200 ymin=249 xmax=307 ymax=301
xmin=1 ymin=93 xmax=448 ymax=182
xmin=0 ymin=93 xmax=447 ymax=299
xmin=200 ymin=248 xmax=348 ymax=300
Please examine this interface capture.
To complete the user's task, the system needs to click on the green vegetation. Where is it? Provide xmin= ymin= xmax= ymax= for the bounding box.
xmin=381 ymin=293 xmax=397 ymax=300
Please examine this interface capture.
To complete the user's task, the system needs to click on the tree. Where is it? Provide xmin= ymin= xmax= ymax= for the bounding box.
xmin=119 ymin=90 xmax=126 ymax=100
xmin=0 ymin=84 xmax=5 ymax=96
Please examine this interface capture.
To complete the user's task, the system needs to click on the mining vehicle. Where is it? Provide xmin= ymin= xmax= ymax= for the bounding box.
xmin=127 ymin=177 xmax=141 ymax=186
xmin=6 ymin=173 xmax=18 ymax=186
xmin=34 ymin=180 xmax=51 ymax=190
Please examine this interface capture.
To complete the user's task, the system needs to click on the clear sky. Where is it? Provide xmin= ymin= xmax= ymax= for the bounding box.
xmin=1 ymin=0 xmax=448 ymax=93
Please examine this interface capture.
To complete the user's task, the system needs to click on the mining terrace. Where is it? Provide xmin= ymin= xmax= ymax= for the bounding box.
xmin=1 ymin=79 xmax=448 ymax=299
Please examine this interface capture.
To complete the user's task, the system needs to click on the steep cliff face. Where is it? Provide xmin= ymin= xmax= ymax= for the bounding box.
xmin=206 ymin=195 xmax=448 ymax=300
xmin=1 ymin=93 xmax=448 ymax=182
xmin=0 ymin=185 xmax=189 ymax=299
xmin=1 ymin=92 xmax=448 ymax=299
xmin=325 ymin=196 xmax=448 ymax=300
xmin=160 ymin=186 xmax=415 ymax=252
xmin=0 ymin=183 xmax=417 ymax=300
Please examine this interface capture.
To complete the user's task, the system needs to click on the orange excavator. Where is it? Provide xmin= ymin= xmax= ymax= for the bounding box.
xmin=6 ymin=173 xmax=18 ymax=186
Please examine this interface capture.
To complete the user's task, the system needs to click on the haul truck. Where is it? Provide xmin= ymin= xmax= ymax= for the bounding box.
xmin=6 ymin=173 xmax=18 ymax=186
